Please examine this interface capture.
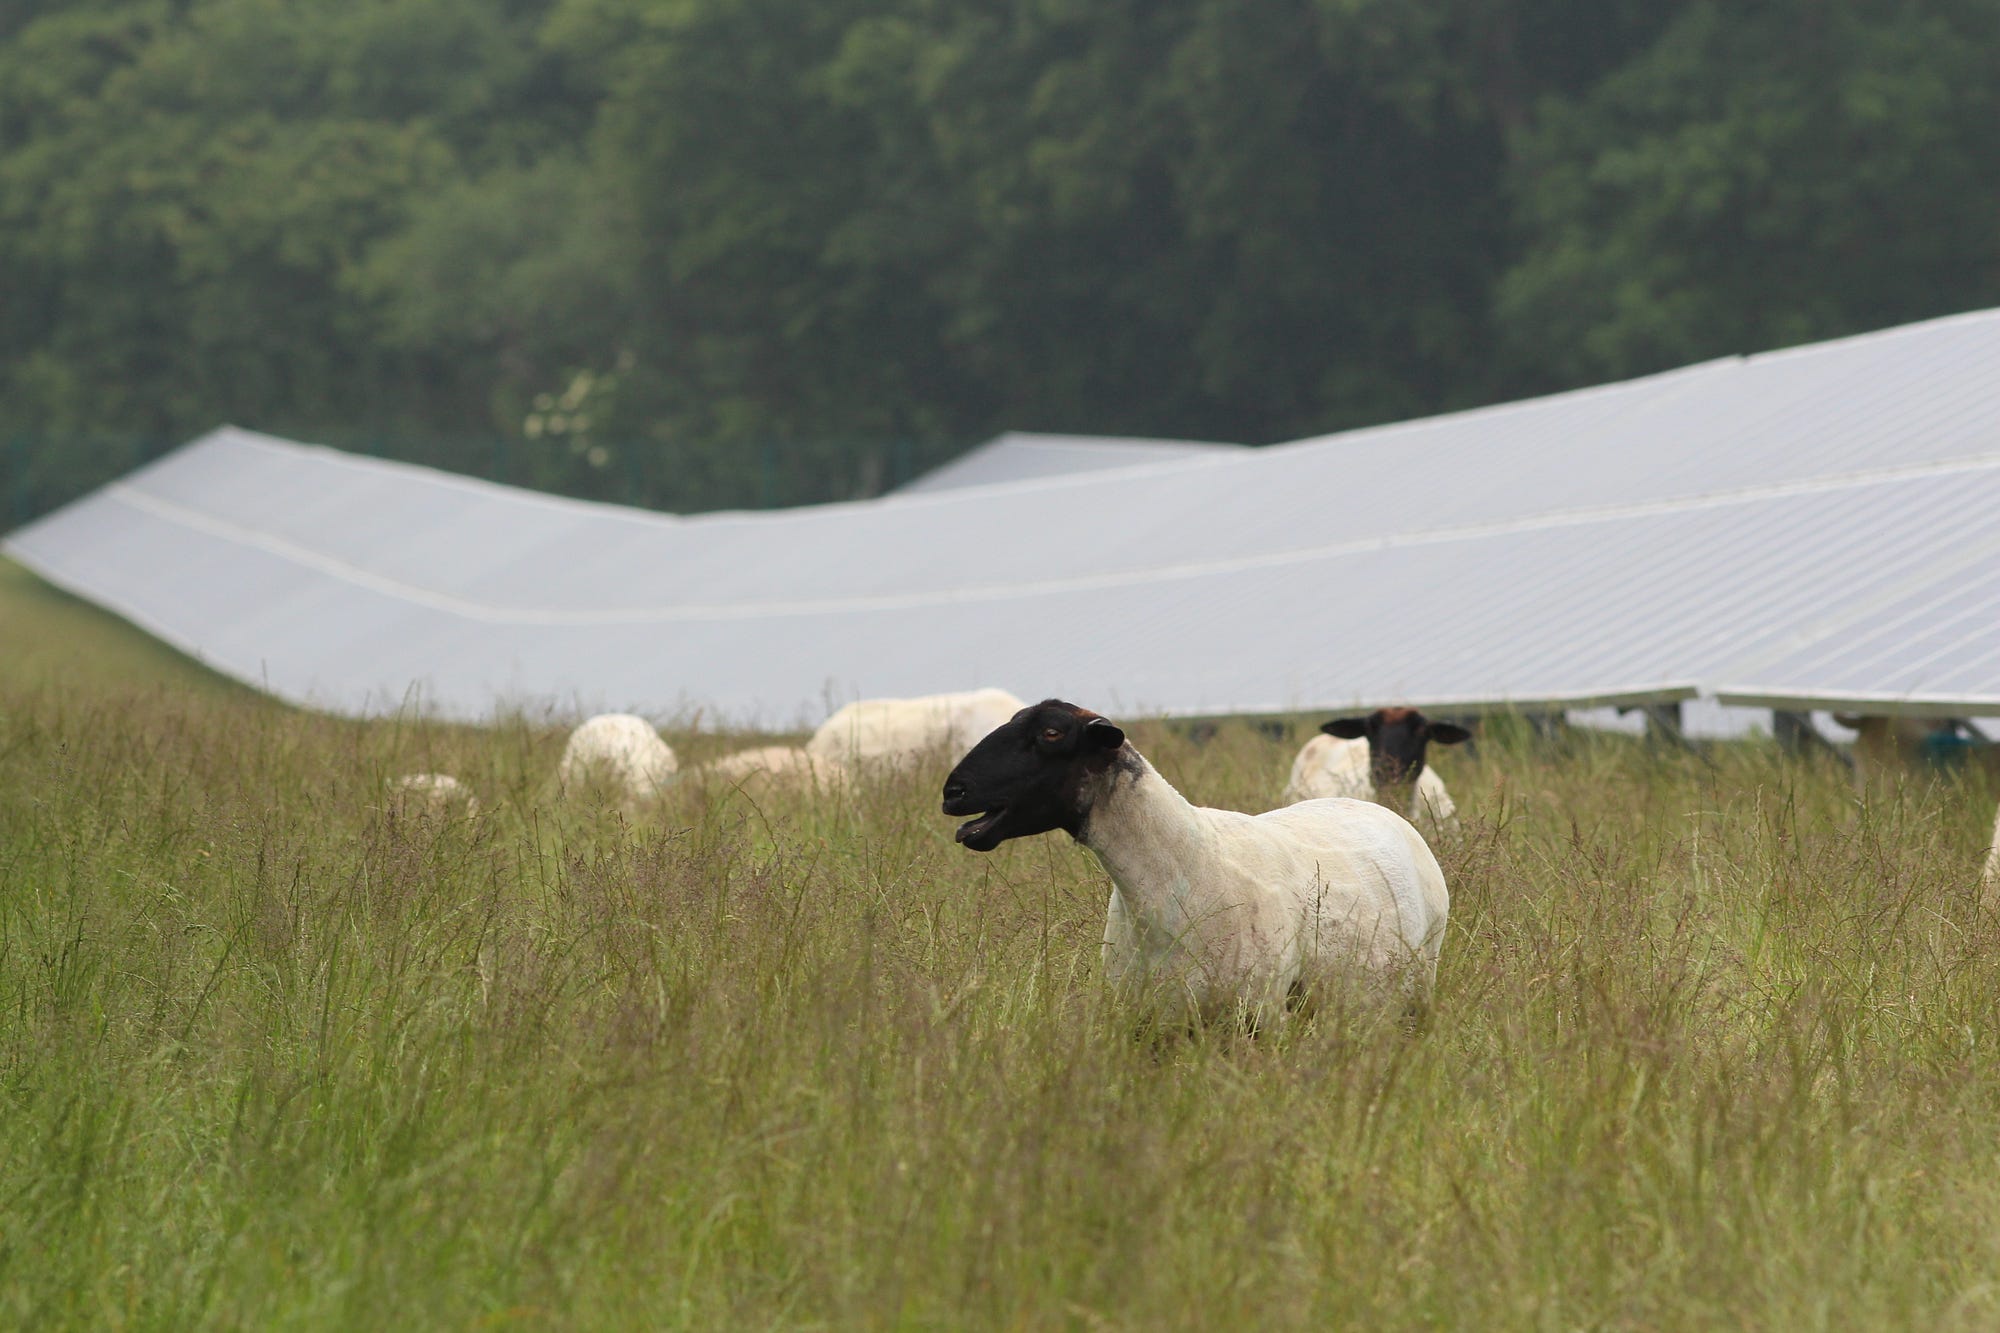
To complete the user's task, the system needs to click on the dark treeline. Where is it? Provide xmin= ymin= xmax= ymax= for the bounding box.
xmin=4 ymin=0 xmax=1999 ymax=521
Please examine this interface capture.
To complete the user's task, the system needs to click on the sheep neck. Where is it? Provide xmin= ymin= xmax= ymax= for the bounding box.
xmin=1076 ymin=749 xmax=1220 ymax=916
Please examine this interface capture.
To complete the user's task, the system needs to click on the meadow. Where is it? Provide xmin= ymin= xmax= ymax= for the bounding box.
xmin=4 ymin=556 xmax=2000 ymax=1329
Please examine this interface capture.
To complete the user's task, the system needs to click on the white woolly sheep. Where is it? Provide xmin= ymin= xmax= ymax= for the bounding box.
xmin=1281 ymin=707 xmax=1469 ymax=839
xmin=942 ymin=699 xmax=1449 ymax=1025
xmin=386 ymin=771 xmax=480 ymax=819
xmin=807 ymin=687 xmax=1026 ymax=771
xmin=556 ymin=713 xmax=678 ymax=807
xmin=696 ymin=745 xmax=848 ymax=793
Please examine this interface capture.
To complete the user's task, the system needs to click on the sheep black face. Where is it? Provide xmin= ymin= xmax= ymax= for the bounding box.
xmin=1321 ymin=707 xmax=1472 ymax=790
xmin=941 ymin=699 xmax=1127 ymax=851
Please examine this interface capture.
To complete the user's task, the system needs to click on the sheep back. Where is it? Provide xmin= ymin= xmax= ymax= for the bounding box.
xmin=557 ymin=713 xmax=678 ymax=804
xmin=806 ymin=688 xmax=1025 ymax=770
xmin=699 ymin=745 xmax=848 ymax=793
xmin=387 ymin=772 xmax=480 ymax=819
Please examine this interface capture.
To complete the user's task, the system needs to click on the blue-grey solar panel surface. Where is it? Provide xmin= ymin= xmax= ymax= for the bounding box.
xmin=893 ymin=432 xmax=1247 ymax=493
xmin=7 ymin=307 xmax=1999 ymax=725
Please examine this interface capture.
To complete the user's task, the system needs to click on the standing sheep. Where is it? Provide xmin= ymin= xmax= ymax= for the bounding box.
xmin=556 ymin=713 xmax=679 ymax=807
xmin=942 ymin=699 xmax=1449 ymax=1025
xmin=1282 ymin=708 xmax=1470 ymax=838
xmin=807 ymin=688 xmax=1025 ymax=772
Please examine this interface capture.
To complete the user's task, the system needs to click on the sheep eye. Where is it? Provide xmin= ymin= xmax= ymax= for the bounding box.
xmin=1041 ymin=727 xmax=1065 ymax=742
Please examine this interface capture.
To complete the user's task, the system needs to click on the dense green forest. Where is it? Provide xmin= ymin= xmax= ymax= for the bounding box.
xmin=4 ymin=0 xmax=1998 ymax=520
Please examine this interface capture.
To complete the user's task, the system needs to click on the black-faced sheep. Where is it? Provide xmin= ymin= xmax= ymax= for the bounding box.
xmin=942 ymin=699 xmax=1449 ymax=1025
xmin=1282 ymin=707 xmax=1470 ymax=838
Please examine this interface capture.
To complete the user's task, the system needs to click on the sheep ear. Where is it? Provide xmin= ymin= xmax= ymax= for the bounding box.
xmin=1427 ymin=722 xmax=1473 ymax=746
xmin=1083 ymin=717 xmax=1126 ymax=750
xmin=1321 ymin=718 xmax=1368 ymax=739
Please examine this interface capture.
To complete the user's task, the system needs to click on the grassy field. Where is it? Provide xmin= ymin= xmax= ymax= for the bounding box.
xmin=4 ymin=560 xmax=2000 ymax=1328
xmin=0 ymin=557 xmax=250 ymax=700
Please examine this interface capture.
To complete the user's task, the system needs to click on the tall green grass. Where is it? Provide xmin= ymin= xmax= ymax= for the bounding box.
xmin=0 ymin=558 xmax=249 ymax=701
xmin=3 ymin=570 xmax=1999 ymax=1325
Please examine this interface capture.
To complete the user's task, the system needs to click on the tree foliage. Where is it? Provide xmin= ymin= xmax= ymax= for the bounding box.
xmin=2 ymin=0 xmax=1996 ymax=519
xmin=1498 ymin=0 xmax=2000 ymax=386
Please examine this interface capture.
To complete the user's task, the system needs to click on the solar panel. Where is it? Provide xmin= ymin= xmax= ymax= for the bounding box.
xmin=9 ymin=307 xmax=2000 ymax=724
xmin=892 ymin=432 xmax=1246 ymax=494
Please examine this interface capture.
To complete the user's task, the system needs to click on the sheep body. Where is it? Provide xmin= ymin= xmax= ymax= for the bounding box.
xmin=1093 ymin=756 xmax=1447 ymax=1022
xmin=387 ymin=772 xmax=479 ymax=818
xmin=698 ymin=745 xmax=848 ymax=792
xmin=556 ymin=713 xmax=678 ymax=805
xmin=942 ymin=701 xmax=1446 ymax=1025
xmin=1282 ymin=733 xmax=1458 ymax=835
xmin=807 ymin=688 xmax=1025 ymax=770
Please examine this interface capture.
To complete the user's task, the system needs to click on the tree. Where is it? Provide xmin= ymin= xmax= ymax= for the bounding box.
xmin=0 ymin=0 xmax=582 ymax=441
xmin=1496 ymin=0 xmax=2000 ymax=388
xmin=6 ymin=0 xmax=1998 ymax=525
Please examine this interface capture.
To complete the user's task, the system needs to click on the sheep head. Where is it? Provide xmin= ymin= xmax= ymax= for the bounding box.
xmin=941 ymin=699 xmax=1127 ymax=851
xmin=1320 ymin=707 xmax=1471 ymax=794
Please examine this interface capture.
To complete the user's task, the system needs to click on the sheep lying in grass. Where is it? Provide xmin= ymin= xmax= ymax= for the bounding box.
xmin=696 ymin=745 xmax=848 ymax=794
xmin=942 ymin=699 xmax=1449 ymax=1025
xmin=387 ymin=772 xmax=480 ymax=819
xmin=807 ymin=687 xmax=1025 ymax=772
xmin=556 ymin=713 xmax=678 ymax=807
xmin=1282 ymin=708 xmax=1469 ymax=839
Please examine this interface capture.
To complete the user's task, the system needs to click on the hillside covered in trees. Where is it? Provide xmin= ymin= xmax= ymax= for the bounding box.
xmin=5 ymin=0 xmax=1998 ymax=518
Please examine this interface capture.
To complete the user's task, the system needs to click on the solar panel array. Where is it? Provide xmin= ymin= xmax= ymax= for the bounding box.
xmin=891 ymin=432 xmax=1245 ymax=494
xmin=8 ymin=307 xmax=1999 ymax=724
